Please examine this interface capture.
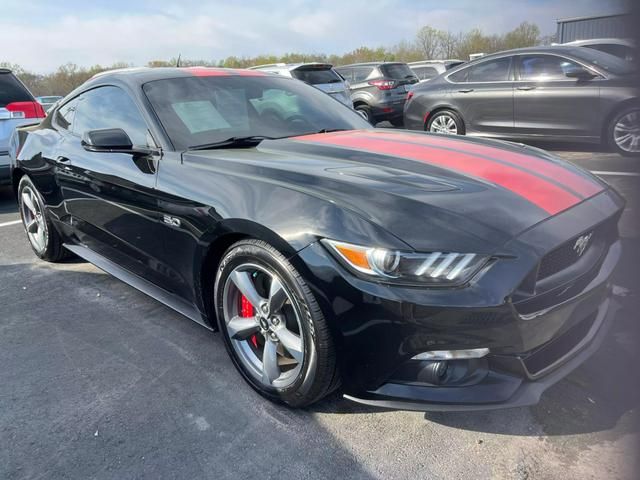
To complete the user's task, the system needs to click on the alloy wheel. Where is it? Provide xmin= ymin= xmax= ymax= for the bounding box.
xmin=20 ymin=186 xmax=48 ymax=253
xmin=613 ymin=111 xmax=640 ymax=153
xmin=222 ymin=263 xmax=305 ymax=389
xmin=429 ymin=114 xmax=458 ymax=135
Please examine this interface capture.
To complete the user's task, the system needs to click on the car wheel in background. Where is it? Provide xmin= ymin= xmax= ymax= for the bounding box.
xmin=355 ymin=104 xmax=373 ymax=124
xmin=214 ymin=239 xmax=340 ymax=407
xmin=608 ymin=106 xmax=640 ymax=157
xmin=427 ymin=109 xmax=465 ymax=136
xmin=18 ymin=176 xmax=68 ymax=262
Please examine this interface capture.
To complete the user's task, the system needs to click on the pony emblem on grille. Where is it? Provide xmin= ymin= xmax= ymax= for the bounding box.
xmin=573 ymin=232 xmax=593 ymax=257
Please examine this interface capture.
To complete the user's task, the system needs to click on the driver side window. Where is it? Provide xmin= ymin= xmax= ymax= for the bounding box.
xmin=72 ymin=86 xmax=152 ymax=147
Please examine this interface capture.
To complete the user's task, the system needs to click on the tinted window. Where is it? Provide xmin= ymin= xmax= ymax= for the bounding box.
xmin=380 ymin=63 xmax=415 ymax=80
xmin=448 ymin=68 xmax=469 ymax=83
xmin=0 ymin=72 xmax=33 ymax=107
xmin=143 ymin=76 xmax=369 ymax=150
xmin=55 ymin=98 xmax=78 ymax=131
xmin=412 ymin=66 xmax=439 ymax=81
xmin=570 ymin=47 xmax=636 ymax=75
xmin=467 ymin=57 xmax=511 ymax=82
xmin=585 ymin=44 xmax=635 ymax=62
xmin=291 ymin=67 xmax=342 ymax=85
xmin=73 ymin=86 xmax=150 ymax=146
xmin=519 ymin=55 xmax=586 ymax=81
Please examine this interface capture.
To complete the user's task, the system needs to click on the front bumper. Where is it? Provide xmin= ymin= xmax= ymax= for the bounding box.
xmin=293 ymin=188 xmax=623 ymax=411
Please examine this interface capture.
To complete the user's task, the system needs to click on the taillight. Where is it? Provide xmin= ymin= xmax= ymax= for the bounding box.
xmin=368 ymin=79 xmax=397 ymax=90
xmin=407 ymin=91 xmax=414 ymax=101
xmin=5 ymin=101 xmax=46 ymax=119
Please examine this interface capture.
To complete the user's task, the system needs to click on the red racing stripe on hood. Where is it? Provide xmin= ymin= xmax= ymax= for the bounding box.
xmin=356 ymin=130 xmax=603 ymax=198
xmin=296 ymin=132 xmax=582 ymax=216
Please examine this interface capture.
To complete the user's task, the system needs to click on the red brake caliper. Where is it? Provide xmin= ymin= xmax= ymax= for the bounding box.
xmin=239 ymin=294 xmax=258 ymax=348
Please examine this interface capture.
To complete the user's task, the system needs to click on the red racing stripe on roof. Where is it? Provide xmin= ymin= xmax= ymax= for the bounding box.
xmin=296 ymin=133 xmax=582 ymax=215
xmin=358 ymin=130 xmax=603 ymax=198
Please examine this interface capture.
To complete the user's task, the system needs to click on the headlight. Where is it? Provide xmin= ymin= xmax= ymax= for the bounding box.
xmin=321 ymin=239 xmax=489 ymax=286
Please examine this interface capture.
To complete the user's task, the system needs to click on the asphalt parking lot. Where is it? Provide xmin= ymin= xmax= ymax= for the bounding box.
xmin=1 ymin=144 xmax=639 ymax=479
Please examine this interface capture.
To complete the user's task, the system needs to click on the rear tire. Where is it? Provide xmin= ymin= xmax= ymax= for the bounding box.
xmin=18 ymin=176 xmax=68 ymax=262
xmin=426 ymin=109 xmax=465 ymax=136
xmin=355 ymin=104 xmax=374 ymax=124
xmin=214 ymin=239 xmax=340 ymax=407
xmin=607 ymin=106 xmax=640 ymax=157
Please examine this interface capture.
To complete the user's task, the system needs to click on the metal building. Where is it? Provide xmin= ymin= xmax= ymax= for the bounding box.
xmin=556 ymin=13 xmax=631 ymax=43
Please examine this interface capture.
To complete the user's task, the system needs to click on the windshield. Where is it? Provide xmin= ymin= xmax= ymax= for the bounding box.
xmin=291 ymin=66 xmax=342 ymax=85
xmin=143 ymin=75 xmax=369 ymax=150
xmin=570 ymin=47 xmax=637 ymax=75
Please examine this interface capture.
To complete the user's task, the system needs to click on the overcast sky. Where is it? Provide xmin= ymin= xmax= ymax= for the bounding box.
xmin=2 ymin=0 xmax=626 ymax=73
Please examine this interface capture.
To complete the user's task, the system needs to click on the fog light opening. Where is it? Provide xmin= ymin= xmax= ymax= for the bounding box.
xmin=411 ymin=348 xmax=490 ymax=361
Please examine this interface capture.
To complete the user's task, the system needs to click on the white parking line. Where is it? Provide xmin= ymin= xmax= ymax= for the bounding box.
xmin=0 ymin=219 xmax=21 ymax=228
xmin=591 ymin=171 xmax=640 ymax=177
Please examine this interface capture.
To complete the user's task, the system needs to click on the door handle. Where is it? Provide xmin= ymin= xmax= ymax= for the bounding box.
xmin=458 ymin=88 xmax=474 ymax=93
xmin=517 ymin=85 xmax=537 ymax=91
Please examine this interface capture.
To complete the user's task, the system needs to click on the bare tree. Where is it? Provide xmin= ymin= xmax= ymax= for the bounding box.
xmin=415 ymin=26 xmax=442 ymax=59
xmin=437 ymin=31 xmax=459 ymax=59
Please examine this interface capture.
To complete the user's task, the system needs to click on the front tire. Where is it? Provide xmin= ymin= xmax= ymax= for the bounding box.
xmin=214 ymin=239 xmax=339 ymax=407
xmin=18 ymin=176 xmax=68 ymax=262
xmin=427 ymin=109 xmax=465 ymax=135
xmin=608 ymin=106 xmax=640 ymax=157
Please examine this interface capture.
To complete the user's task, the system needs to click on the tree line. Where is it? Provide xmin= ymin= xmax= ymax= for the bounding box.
xmin=3 ymin=22 xmax=551 ymax=97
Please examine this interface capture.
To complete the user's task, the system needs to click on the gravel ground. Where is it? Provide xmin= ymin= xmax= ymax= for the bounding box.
xmin=0 ymin=145 xmax=638 ymax=479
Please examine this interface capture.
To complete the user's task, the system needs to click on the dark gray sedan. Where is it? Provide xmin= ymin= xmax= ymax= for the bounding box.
xmin=403 ymin=46 xmax=639 ymax=156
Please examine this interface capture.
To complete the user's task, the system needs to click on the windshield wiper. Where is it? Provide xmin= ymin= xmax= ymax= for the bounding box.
xmin=296 ymin=128 xmax=351 ymax=137
xmin=187 ymin=136 xmax=275 ymax=151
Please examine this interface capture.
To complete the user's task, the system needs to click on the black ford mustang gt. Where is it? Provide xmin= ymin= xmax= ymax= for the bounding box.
xmin=9 ymin=67 xmax=623 ymax=411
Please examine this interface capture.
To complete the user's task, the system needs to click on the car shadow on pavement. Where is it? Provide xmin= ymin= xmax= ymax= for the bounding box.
xmin=0 ymin=262 xmax=379 ymax=480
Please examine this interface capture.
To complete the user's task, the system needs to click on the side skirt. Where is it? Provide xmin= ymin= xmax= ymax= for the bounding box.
xmin=63 ymin=243 xmax=213 ymax=331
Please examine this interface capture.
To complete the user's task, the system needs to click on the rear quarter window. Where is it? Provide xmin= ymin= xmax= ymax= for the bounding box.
xmin=0 ymin=72 xmax=33 ymax=107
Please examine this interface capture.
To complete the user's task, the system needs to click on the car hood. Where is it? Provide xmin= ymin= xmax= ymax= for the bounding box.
xmin=185 ymin=129 xmax=606 ymax=253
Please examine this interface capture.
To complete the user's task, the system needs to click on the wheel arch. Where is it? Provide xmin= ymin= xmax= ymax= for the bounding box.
xmin=601 ymin=99 xmax=640 ymax=143
xmin=424 ymin=105 xmax=463 ymax=130
xmin=196 ymin=219 xmax=301 ymax=328
xmin=11 ymin=167 xmax=26 ymax=201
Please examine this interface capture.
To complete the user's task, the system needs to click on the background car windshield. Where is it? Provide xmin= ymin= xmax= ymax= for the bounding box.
xmin=291 ymin=67 xmax=342 ymax=85
xmin=143 ymin=76 xmax=369 ymax=150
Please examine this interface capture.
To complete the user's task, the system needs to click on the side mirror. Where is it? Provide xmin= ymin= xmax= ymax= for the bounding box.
xmin=565 ymin=69 xmax=597 ymax=80
xmin=81 ymin=128 xmax=158 ymax=156
xmin=82 ymin=128 xmax=133 ymax=151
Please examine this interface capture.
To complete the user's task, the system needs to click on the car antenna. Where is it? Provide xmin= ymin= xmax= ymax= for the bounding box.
xmin=176 ymin=54 xmax=181 ymax=68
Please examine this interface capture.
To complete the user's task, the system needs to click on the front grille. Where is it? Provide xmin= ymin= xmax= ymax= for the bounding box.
xmin=536 ymin=218 xmax=616 ymax=282
xmin=522 ymin=311 xmax=598 ymax=377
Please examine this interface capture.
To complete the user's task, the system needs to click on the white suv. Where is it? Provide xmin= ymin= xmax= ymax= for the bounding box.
xmin=249 ymin=63 xmax=353 ymax=107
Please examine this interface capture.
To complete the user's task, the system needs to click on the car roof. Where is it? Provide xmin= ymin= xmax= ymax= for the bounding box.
xmin=337 ymin=62 xmax=406 ymax=68
xmin=560 ymin=38 xmax=634 ymax=47
xmin=249 ymin=62 xmax=334 ymax=71
xmin=84 ymin=66 xmax=274 ymax=87
xmin=408 ymin=60 xmax=463 ymax=65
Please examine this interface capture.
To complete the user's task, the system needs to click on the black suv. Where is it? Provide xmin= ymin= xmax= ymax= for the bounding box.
xmin=336 ymin=62 xmax=418 ymax=126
